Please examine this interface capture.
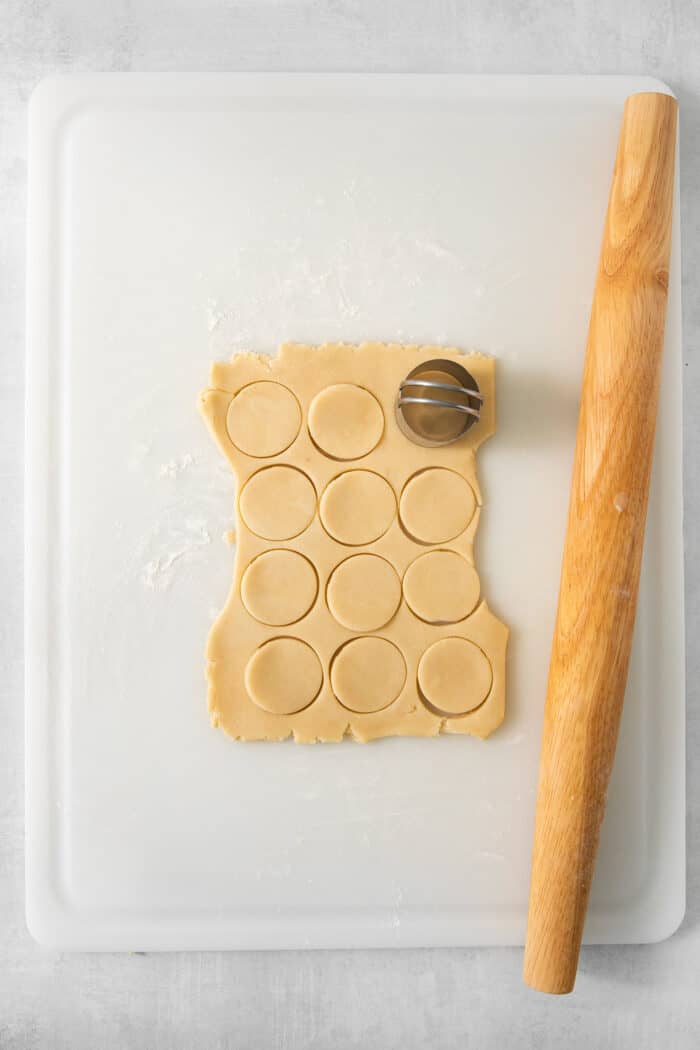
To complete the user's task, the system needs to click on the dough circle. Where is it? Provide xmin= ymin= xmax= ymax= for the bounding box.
xmin=326 ymin=554 xmax=401 ymax=631
xmin=331 ymin=637 xmax=406 ymax=713
xmin=308 ymin=384 xmax=384 ymax=460
xmin=241 ymin=550 xmax=318 ymax=626
xmin=403 ymin=550 xmax=480 ymax=624
xmin=399 ymin=468 xmax=476 ymax=544
xmin=226 ymin=381 xmax=301 ymax=457
xmin=320 ymin=470 xmax=396 ymax=546
xmin=418 ymin=637 xmax=492 ymax=716
xmin=239 ymin=466 xmax=316 ymax=540
xmin=245 ymin=637 xmax=323 ymax=715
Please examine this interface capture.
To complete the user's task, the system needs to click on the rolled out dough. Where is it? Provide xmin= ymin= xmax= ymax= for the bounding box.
xmin=245 ymin=637 xmax=323 ymax=715
xmin=331 ymin=637 xmax=407 ymax=713
xmin=226 ymin=381 xmax=301 ymax=457
xmin=403 ymin=550 xmax=480 ymax=624
xmin=418 ymin=637 xmax=493 ymax=715
xmin=239 ymin=465 xmax=316 ymax=541
xmin=241 ymin=549 xmax=318 ymax=626
xmin=308 ymin=383 xmax=384 ymax=460
xmin=326 ymin=554 xmax=402 ymax=632
xmin=199 ymin=342 xmax=508 ymax=743
xmin=400 ymin=468 xmax=476 ymax=544
xmin=320 ymin=470 xmax=396 ymax=546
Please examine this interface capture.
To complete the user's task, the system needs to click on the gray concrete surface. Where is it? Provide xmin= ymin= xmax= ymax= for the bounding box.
xmin=1 ymin=1 xmax=698 ymax=1046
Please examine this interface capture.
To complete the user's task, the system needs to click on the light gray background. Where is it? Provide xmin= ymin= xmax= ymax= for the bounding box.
xmin=1 ymin=1 xmax=698 ymax=1046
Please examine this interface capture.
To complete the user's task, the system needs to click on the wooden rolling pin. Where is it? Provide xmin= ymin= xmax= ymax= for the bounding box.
xmin=523 ymin=91 xmax=678 ymax=995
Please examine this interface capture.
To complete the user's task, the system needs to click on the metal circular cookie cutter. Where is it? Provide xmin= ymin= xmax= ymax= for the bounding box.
xmin=395 ymin=358 xmax=483 ymax=447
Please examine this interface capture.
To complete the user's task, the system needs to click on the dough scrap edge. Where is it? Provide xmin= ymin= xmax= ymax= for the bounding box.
xmin=208 ymin=341 xmax=494 ymax=389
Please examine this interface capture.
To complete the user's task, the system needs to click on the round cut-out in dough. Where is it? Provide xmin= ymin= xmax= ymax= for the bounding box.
xmin=226 ymin=381 xmax=301 ymax=457
xmin=241 ymin=550 xmax=318 ymax=626
xmin=418 ymin=637 xmax=492 ymax=716
xmin=239 ymin=466 xmax=316 ymax=540
xmin=331 ymin=637 xmax=406 ymax=713
xmin=308 ymin=384 xmax=384 ymax=460
xmin=245 ymin=637 xmax=323 ymax=715
xmin=320 ymin=470 xmax=396 ymax=546
xmin=326 ymin=554 xmax=401 ymax=632
xmin=403 ymin=550 xmax=480 ymax=624
xmin=399 ymin=468 xmax=476 ymax=544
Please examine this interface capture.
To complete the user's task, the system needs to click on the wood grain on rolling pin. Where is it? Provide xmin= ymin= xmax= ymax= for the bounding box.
xmin=523 ymin=92 xmax=678 ymax=995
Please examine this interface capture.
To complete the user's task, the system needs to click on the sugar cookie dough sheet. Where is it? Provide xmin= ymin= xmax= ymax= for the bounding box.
xmin=199 ymin=342 xmax=508 ymax=742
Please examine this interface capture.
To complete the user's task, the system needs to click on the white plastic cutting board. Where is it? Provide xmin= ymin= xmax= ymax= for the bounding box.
xmin=26 ymin=74 xmax=685 ymax=950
